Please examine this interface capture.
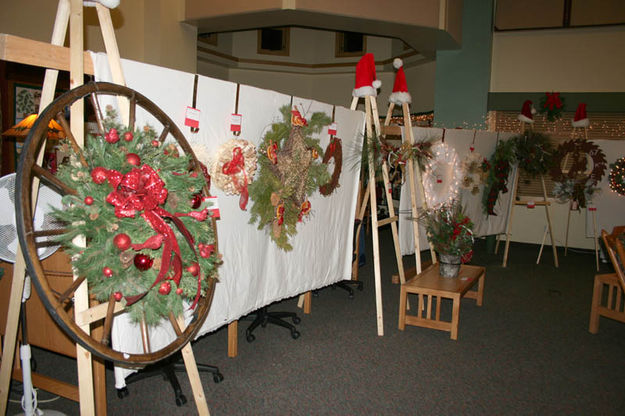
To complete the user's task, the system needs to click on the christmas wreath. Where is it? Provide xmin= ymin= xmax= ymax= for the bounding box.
xmin=51 ymin=109 xmax=220 ymax=325
xmin=540 ymin=92 xmax=565 ymax=121
xmin=482 ymin=138 xmax=516 ymax=215
xmin=550 ymin=139 xmax=606 ymax=208
xmin=609 ymin=157 xmax=625 ymax=196
xmin=361 ymin=136 xmax=433 ymax=182
xmin=319 ymin=136 xmax=342 ymax=196
xmin=210 ymin=138 xmax=257 ymax=210
xmin=248 ymin=106 xmax=331 ymax=251
xmin=512 ymin=131 xmax=554 ymax=177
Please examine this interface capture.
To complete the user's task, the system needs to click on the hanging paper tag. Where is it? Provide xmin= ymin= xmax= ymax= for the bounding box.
xmin=328 ymin=122 xmax=337 ymax=136
xmin=388 ymin=185 xmax=393 ymax=194
xmin=588 ymin=206 xmax=597 ymax=212
xmin=469 ymin=146 xmax=475 ymax=152
xmin=185 ymin=107 xmax=201 ymax=128
xmin=202 ymin=196 xmax=220 ymax=219
xmin=527 ymin=201 xmax=536 ymax=209
xmin=230 ymin=114 xmax=242 ymax=132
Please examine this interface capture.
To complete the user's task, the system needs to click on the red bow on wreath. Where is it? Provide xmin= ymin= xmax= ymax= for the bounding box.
xmin=544 ymin=92 xmax=563 ymax=111
xmin=222 ymin=146 xmax=249 ymax=210
xmin=105 ymin=165 xmax=205 ymax=308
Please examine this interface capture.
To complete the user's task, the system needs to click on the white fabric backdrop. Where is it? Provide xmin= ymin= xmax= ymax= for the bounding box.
xmin=91 ymin=53 xmax=365 ymax=387
xmin=398 ymin=127 xmax=516 ymax=256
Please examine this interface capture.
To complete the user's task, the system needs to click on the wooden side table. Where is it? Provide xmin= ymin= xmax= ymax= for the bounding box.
xmin=398 ymin=263 xmax=485 ymax=340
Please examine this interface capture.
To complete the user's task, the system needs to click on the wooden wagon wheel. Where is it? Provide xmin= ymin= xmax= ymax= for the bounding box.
xmin=15 ymin=82 xmax=217 ymax=365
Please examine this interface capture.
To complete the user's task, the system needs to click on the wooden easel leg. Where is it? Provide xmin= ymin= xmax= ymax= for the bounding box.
xmin=502 ymin=168 xmax=520 ymax=267
xmin=227 ymin=321 xmax=238 ymax=358
xmin=592 ymin=209 xmax=599 ymax=271
xmin=177 ymin=316 xmax=210 ymax=415
xmin=541 ymin=175 xmax=559 ymax=268
xmin=564 ymin=203 xmax=572 ymax=256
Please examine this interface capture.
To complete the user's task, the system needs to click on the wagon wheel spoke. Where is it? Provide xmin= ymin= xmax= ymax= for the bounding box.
xmin=54 ymin=112 xmax=88 ymax=167
xmin=32 ymin=165 xmax=77 ymax=196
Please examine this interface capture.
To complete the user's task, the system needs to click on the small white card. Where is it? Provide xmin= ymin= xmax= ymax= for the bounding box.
xmin=328 ymin=122 xmax=337 ymax=136
xmin=230 ymin=113 xmax=242 ymax=132
xmin=184 ymin=107 xmax=201 ymax=128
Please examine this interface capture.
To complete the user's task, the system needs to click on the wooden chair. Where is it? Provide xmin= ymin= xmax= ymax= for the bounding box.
xmin=589 ymin=226 xmax=625 ymax=333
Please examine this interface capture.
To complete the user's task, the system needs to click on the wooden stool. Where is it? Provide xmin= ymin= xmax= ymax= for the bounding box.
xmin=398 ymin=263 xmax=485 ymax=340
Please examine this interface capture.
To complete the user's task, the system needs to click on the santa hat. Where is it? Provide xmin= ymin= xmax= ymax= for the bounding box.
xmin=352 ymin=53 xmax=381 ymax=97
xmin=389 ymin=58 xmax=411 ymax=105
xmin=517 ymin=100 xmax=536 ymax=124
xmin=572 ymin=103 xmax=589 ymax=128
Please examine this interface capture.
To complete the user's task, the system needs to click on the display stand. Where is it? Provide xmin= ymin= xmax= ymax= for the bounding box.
xmin=382 ymin=102 xmax=436 ymax=277
xmin=350 ymin=94 xmax=403 ymax=336
xmin=500 ymin=122 xmax=559 ymax=268
xmin=0 ymin=1 xmax=210 ymax=415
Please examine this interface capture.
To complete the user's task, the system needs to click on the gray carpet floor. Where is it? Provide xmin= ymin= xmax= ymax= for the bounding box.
xmin=6 ymin=227 xmax=625 ymax=415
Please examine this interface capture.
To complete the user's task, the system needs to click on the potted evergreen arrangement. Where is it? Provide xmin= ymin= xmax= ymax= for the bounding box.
xmin=419 ymin=202 xmax=475 ymax=277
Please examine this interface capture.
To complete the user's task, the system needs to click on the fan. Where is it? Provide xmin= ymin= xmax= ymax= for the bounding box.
xmin=0 ymin=173 xmax=62 ymax=264
xmin=0 ymin=173 xmax=65 ymax=416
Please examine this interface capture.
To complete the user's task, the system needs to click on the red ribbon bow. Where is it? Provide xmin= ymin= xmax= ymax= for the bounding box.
xmin=544 ymin=92 xmax=563 ymax=111
xmin=222 ymin=146 xmax=249 ymax=210
xmin=105 ymin=165 xmax=203 ymax=308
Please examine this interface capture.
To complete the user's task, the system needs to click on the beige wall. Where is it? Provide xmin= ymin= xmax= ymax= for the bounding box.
xmin=490 ymin=26 xmax=625 ymax=92
xmin=0 ymin=0 xmax=196 ymax=73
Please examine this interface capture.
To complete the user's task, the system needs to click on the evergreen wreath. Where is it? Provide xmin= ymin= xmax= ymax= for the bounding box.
xmin=512 ymin=131 xmax=554 ymax=177
xmin=51 ymin=109 xmax=220 ymax=325
xmin=609 ymin=157 xmax=625 ymax=196
xmin=482 ymin=138 xmax=516 ymax=215
xmin=550 ymin=139 xmax=607 ymax=207
xmin=539 ymin=92 xmax=565 ymax=121
xmin=248 ymin=105 xmax=331 ymax=251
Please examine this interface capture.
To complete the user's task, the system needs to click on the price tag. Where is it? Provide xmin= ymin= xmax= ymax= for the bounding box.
xmin=202 ymin=196 xmax=220 ymax=219
xmin=184 ymin=107 xmax=201 ymax=128
xmin=588 ymin=206 xmax=597 ymax=212
xmin=328 ymin=122 xmax=337 ymax=136
xmin=527 ymin=201 xmax=536 ymax=209
xmin=230 ymin=113 xmax=242 ymax=132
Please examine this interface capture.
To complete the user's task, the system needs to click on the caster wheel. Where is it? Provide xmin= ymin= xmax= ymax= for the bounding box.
xmin=213 ymin=373 xmax=224 ymax=383
xmin=246 ymin=333 xmax=255 ymax=343
xmin=292 ymin=316 xmax=301 ymax=324
xmin=291 ymin=330 xmax=300 ymax=339
xmin=116 ymin=387 xmax=129 ymax=399
xmin=175 ymin=394 xmax=187 ymax=407
xmin=348 ymin=292 xmax=355 ymax=299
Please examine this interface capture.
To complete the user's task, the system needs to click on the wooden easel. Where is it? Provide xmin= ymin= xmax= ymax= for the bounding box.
xmin=563 ymin=125 xmax=599 ymax=271
xmin=0 ymin=1 xmax=210 ymax=415
xmin=500 ymin=122 xmax=559 ymax=268
xmin=350 ymin=94 xmax=404 ymax=336
xmin=382 ymin=102 xmax=436 ymax=277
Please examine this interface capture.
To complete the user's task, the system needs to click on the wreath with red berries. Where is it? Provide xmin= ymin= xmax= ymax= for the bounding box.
xmin=319 ymin=136 xmax=342 ymax=196
xmin=51 ymin=109 xmax=221 ymax=325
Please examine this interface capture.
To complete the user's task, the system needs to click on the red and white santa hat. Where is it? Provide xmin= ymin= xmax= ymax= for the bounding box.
xmin=572 ymin=103 xmax=589 ymax=128
xmin=389 ymin=58 xmax=411 ymax=105
xmin=353 ymin=53 xmax=381 ymax=97
xmin=517 ymin=100 xmax=536 ymax=124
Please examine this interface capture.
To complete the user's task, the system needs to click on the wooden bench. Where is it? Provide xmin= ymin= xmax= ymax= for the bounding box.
xmin=398 ymin=263 xmax=485 ymax=340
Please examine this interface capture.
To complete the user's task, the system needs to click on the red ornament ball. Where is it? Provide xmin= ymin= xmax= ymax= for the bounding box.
xmin=191 ymin=193 xmax=202 ymax=209
xmin=126 ymin=153 xmax=141 ymax=166
xmin=134 ymin=253 xmax=154 ymax=271
xmin=113 ymin=233 xmax=132 ymax=250
xmin=123 ymin=131 xmax=133 ymax=142
xmin=176 ymin=287 xmax=183 ymax=295
xmin=102 ymin=267 xmax=113 ymax=278
xmin=158 ymin=281 xmax=171 ymax=295
xmin=151 ymin=139 xmax=160 ymax=147
xmin=113 ymin=291 xmax=123 ymax=301
xmin=186 ymin=262 xmax=200 ymax=276
xmin=105 ymin=128 xmax=120 ymax=144
xmin=84 ymin=196 xmax=94 ymax=205
xmin=91 ymin=167 xmax=108 ymax=184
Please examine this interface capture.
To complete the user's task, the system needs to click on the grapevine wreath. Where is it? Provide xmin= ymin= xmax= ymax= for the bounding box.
xmin=52 ymin=109 xmax=221 ymax=325
xmin=248 ymin=105 xmax=330 ymax=251
xmin=550 ymin=139 xmax=606 ymax=208
xmin=319 ymin=136 xmax=342 ymax=196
